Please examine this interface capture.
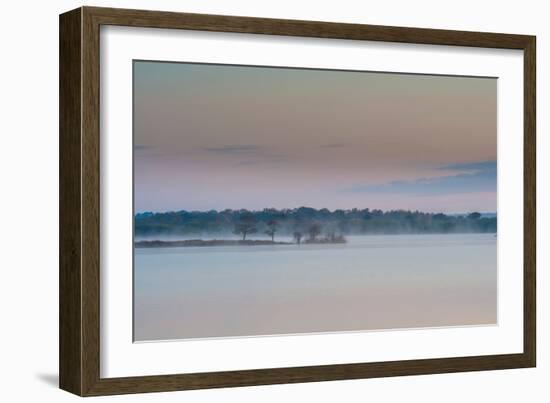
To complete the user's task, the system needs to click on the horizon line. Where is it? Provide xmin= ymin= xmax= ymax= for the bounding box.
xmin=135 ymin=207 xmax=497 ymax=215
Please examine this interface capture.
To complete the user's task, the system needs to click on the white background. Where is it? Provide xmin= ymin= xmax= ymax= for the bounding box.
xmin=101 ymin=26 xmax=524 ymax=377
xmin=0 ymin=0 xmax=547 ymax=401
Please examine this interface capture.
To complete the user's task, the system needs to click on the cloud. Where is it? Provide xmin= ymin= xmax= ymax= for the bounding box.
xmin=438 ymin=160 xmax=496 ymax=172
xmin=202 ymin=144 xmax=289 ymax=167
xmin=203 ymin=144 xmax=261 ymax=154
xmin=347 ymin=160 xmax=496 ymax=195
xmin=234 ymin=157 xmax=288 ymax=166
xmin=134 ymin=144 xmax=154 ymax=150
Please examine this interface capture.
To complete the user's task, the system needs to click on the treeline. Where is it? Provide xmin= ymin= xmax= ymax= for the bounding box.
xmin=135 ymin=207 xmax=496 ymax=238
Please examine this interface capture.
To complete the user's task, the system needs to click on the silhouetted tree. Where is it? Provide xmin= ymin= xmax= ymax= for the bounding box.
xmin=468 ymin=212 xmax=482 ymax=220
xmin=233 ymin=213 xmax=258 ymax=241
xmin=293 ymin=231 xmax=303 ymax=244
xmin=307 ymin=223 xmax=322 ymax=241
xmin=265 ymin=219 xmax=279 ymax=242
xmin=135 ymin=207 xmax=497 ymax=237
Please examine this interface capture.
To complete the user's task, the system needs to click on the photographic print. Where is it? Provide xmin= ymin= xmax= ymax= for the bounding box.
xmin=133 ymin=61 xmax=497 ymax=342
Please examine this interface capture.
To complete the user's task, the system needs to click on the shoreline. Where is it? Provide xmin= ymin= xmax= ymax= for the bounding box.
xmin=134 ymin=238 xmax=350 ymax=248
xmin=134 ymin=239 xmax=293 ymax=248
xmin=134 ymin=233 xmax=495 ymax=249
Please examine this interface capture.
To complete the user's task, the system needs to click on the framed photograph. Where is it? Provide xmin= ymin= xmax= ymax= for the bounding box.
xmin=59 ymin=6 xmax=536 ymax=396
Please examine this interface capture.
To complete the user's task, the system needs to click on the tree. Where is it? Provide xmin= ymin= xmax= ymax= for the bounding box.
xmin=264 ymin=219 xmax=278 ymax=242
xmin=307 ymin=223 xmax=322 ymax=241
xmin=135 ymin=208 xmax=498 ymax=237
xmin=233 ymin=213 xmax=258 ymax=241
xmin=468 ymin=212 xmax=482 ymax=220
xmin=293 ymin=231 xmax=303 ymax=244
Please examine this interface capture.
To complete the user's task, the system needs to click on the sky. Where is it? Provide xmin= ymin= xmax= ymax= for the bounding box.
xmin=134 ymin=61 xmax=497 ymax=214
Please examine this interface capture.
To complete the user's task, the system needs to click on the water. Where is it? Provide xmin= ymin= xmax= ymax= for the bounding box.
xmin=134 ymin=233 xmax=497 ymax=341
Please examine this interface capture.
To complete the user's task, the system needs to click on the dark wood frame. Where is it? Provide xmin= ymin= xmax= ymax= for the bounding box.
xmin=60 ymin=6 xmax=536 ymax=396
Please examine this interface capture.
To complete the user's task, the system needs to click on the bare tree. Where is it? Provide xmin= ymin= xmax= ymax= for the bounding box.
xmin=233 ymin=213 xmax=258 ymax=241
xmin=293 ymin=231 xmax=303 ymax=244
xmin=307 ymin=223 xmax=322 ymax=241
xmin=265 ymin=219 xmax=278 ymax=242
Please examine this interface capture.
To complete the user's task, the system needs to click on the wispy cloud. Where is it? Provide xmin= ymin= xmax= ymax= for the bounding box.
xmin=134 ymin=144 xmax=155 ymax=150
xmin=438 ymin=160 xmax=496 ymax=172
xmin=234 ymin=157 xmax=288 ymax=166
xmin=203 ymin=144 xmax=261 ymax=154
xmin=347 ymin=160 xmax=496 ymax=195
xmin=202 ymin=144 xmax=289 ymax=167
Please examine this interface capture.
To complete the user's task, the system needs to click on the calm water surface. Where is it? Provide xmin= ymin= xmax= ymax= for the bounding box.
xmin=134 ymin=234 xmax=496 ymax=341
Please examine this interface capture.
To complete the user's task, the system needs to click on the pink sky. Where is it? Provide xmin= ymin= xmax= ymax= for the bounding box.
xmin=134 ymin=61 xmax=497 ymax=213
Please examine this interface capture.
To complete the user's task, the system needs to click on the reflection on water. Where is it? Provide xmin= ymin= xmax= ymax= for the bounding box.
xmin=134 ymin=234 xmax=497 ymax=341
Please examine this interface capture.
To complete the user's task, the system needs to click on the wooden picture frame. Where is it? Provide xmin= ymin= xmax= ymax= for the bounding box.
xmin=59 ymin=6 xmax=536 ymax=396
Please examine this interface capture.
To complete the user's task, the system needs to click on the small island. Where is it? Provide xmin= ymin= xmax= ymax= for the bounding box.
xmin=134 ymin=207 xmax=496 ymax=248
xmin=135 ymin=239 xmax=293 ymax=248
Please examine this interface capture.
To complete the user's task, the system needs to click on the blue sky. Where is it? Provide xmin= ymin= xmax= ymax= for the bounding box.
xmin=349 ymin=161 xmax=496 ymax=195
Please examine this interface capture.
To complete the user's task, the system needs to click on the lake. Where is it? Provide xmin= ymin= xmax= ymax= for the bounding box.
xmin=134 ymin=233 xmax=497 ymax=341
